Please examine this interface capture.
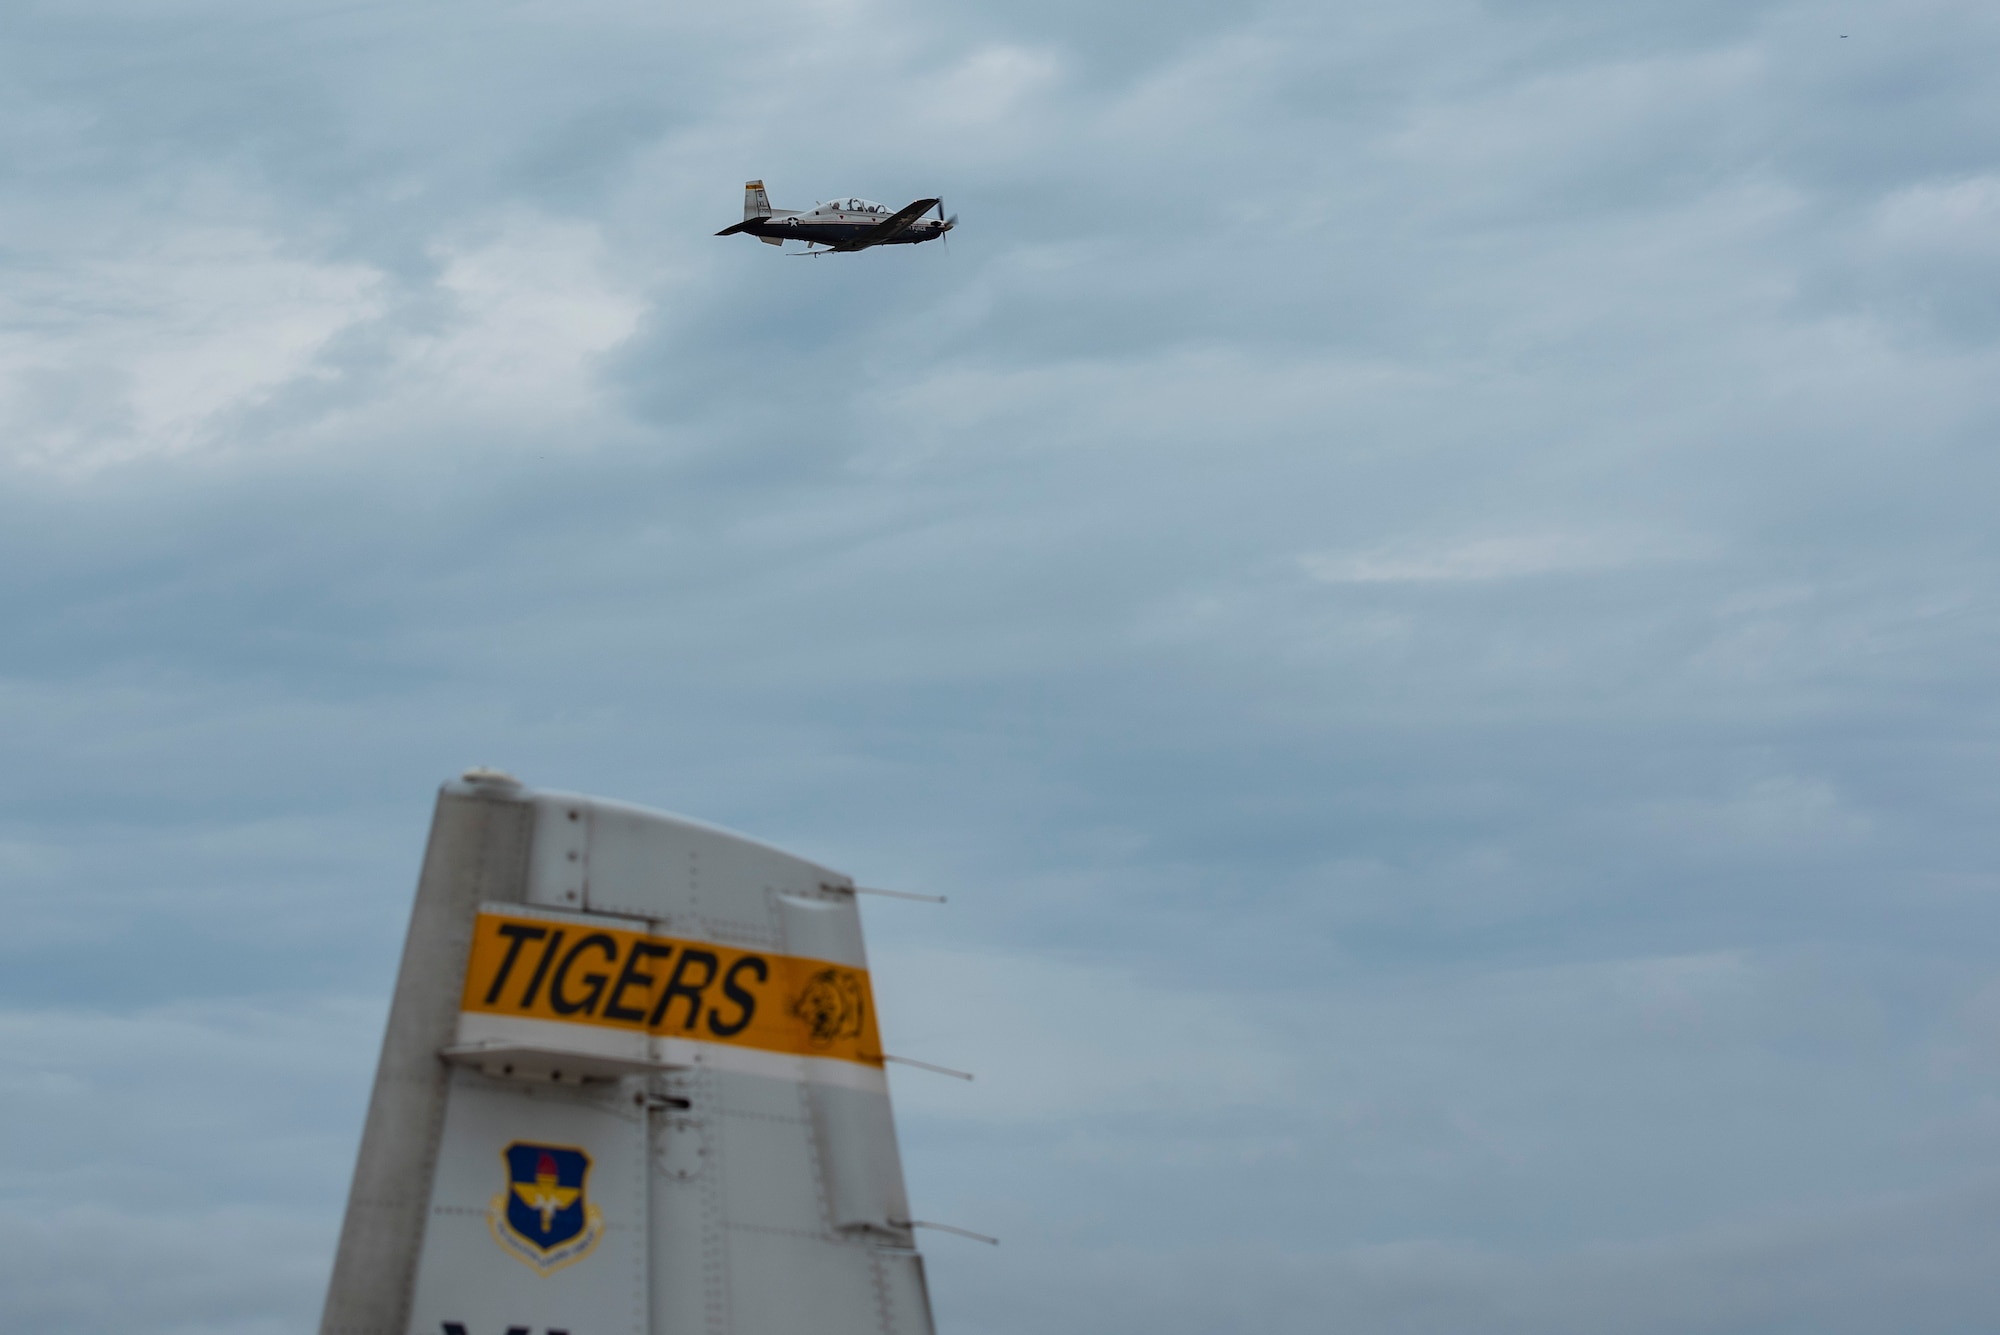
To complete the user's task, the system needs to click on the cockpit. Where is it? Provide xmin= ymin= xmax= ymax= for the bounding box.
xmin=823 ymin=198 xmax=887 ymax=214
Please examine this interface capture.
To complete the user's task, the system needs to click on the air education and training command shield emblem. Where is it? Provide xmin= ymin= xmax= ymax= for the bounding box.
xmin=488 ymin=1142 xmax=605 ymax=1274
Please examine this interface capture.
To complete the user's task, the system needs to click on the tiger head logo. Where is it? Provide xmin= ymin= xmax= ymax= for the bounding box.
xmin=790 ymin=968 xmax=866 ymax=1048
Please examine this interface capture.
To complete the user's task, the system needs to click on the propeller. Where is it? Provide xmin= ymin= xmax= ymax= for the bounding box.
xmin=935 ymin=199 xmax=957 ymax=252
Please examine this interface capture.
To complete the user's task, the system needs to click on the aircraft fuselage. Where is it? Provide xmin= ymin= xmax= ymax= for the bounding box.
xmin=746 ymin=211 xmax=949 ymax=249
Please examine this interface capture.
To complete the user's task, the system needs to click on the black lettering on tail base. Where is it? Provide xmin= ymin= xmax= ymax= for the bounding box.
xmin=650 ymin=948 xmax=719 ymax=1029
xmin=518 ymin=930 xmax=567 ymax=1008
xmin=549 ymin=932 xmax=619 ymax=1015
xmin=708 ymin=955 xmax=768 ymax=1036
xmin=603 ymin=940 xmax=673 ymax=1022
xmin=483 ymin=923 xmax=548 ymax=1004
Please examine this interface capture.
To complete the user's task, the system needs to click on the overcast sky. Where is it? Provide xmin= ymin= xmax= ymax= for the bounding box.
xmin=3 ymin=0 xmax=2000 ymax=1332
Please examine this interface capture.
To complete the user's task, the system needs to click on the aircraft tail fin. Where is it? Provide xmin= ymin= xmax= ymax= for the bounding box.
xmin=318 ymin=770 xmax=938 ymax=1335
xmin=744 ymin=179 xmax=772 ymax=219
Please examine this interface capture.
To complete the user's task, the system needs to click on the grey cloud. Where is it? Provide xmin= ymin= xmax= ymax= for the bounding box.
xmin=924 ymin=1178 xmax=2000 ymax=1335
xmin=1 ymin=0 xmax=1998 ymax=1330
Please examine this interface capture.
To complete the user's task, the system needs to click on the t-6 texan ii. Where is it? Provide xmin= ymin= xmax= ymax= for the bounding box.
xmin=716 ymin=179 xmax=957 ymax=254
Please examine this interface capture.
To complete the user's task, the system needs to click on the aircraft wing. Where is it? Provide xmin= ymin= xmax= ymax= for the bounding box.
xmin=853 ymin=197 xmax=940 ymax=247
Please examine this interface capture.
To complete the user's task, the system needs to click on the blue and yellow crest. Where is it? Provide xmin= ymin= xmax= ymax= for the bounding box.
xmin=487 ymin=1141 xmax=605 ymax=1274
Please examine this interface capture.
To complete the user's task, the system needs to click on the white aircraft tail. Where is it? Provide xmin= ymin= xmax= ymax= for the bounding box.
xmin=319 ymin=770 xmax=936 ymax=1335
xmin=744 ymin=179 xmax=772 ymax=219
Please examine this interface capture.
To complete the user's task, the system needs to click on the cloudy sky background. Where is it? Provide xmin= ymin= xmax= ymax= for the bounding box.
xmin=4 ymin=0 xmax=2000 ymax=1330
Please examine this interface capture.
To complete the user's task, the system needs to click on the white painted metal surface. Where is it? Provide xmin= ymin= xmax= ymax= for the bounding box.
xmin=320 ymin=773 xmax=936 ymax=1335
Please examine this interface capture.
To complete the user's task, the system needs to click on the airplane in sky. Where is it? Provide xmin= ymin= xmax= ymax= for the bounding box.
xmin=716 ymin=180 xmax=956 ymax=254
